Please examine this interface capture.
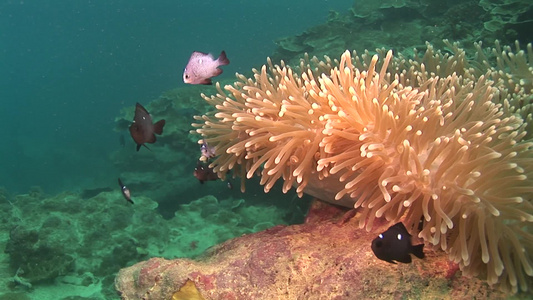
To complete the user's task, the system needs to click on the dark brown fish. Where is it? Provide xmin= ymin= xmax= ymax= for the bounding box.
xmin=193 ymin=160 xmax=219 ymax=184
xmin=371 ymin=222 xmax=424 ymax=264
xmin=183 ymin=51 xmax=230 ymax=85
xmin=128 ymin=103 xmax=166 ymax=151
xmin=118 ymin=178 xmax=134 ymax=204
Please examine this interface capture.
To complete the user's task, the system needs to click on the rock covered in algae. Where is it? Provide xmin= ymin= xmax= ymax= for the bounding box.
xmin=115 ymin=200 xmax=508 ymax=300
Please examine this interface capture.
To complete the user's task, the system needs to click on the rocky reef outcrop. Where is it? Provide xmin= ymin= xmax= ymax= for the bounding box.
xmin=115 ymin=200 xmax=510 ymax=300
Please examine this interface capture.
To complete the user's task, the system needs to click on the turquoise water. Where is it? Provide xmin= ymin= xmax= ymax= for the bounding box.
xmin=0 ymin=1 xmax=352 ymax=299
xmin=0 ymin=0 xmax=353 ymax=194
xmin=1 ymin=0 xmax=532 ymax=299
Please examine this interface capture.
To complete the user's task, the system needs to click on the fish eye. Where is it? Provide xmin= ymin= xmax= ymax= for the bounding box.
xmin=185 ymin=75 xmax=189 ymax=79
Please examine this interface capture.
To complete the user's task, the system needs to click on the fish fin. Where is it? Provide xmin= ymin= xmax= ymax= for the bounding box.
xmin=397 ymin=255 xmax=413 ymax=263
xmin=128 ymin=199 xmax=134 ymax=204
xmin=217 ymin=51 xmax=230 ymax=66
xmin=199 ymin=78 xmax=213 ymax=85
xmin=192 ymin=51 xmax=210 ymax=57
xmin=137 ymin=144 xmax=151 ymax=151
xmin=390 ymin=222 xmax=408 ymax=233
xmin=129 ymin=123 xmax=142 ymax=138
xmin=147 ymin=134 xmax=157 ymax=143
xmin=118 ymin=178 xmax=123 ymax=187
xmin=153 ymin=119 xmax=166 ymax=135
xmin=411 ymin=244 xmax=425 ymax=259
xmin=135 ymin=102 xmax=150 ymax=115
xmin=212 ymin=67 xmax=223 ymax=78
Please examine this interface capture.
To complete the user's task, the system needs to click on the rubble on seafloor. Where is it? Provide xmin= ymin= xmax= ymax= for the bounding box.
xmin=115 ymin=200 xmax=512 ymax=300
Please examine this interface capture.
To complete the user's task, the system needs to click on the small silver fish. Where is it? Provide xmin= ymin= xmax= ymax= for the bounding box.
xmin=183 ymin=51 xmax=230 ymax=85
xmin=118 ymin=178 xmax=134 ymax=204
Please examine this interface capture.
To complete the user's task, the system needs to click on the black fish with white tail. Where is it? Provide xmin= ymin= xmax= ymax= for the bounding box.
xmin=118 ymin=178 xmax=134 ymax=204
xmin=371 ymin=222 xmax=424 ymax=264
xmin=183 ymin=51 xmax=230 ymax=85
xmin=129 ymin=103 xmax=166 ymax=151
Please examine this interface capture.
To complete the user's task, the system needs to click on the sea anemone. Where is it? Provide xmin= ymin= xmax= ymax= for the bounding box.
xmin=192 ymin=42 xmax=533 ymax=293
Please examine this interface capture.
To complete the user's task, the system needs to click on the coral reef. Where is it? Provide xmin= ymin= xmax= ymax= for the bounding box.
xmin=272 ymin=0 xmax=533 ymax=66
xmin=0 ymin=188 xmax=296 ymax=298
xmin=115 ymin=200 xmax=509 ymax=299
xmin=480 ymin=0 xmax=533 ymax=33
xmin=192 ymin=42 xmax=533 ymax=293
xmin=0 ymin=292 xmax=31 ymax=300
xmin=5 ymin=226 xmax=75 ymax=284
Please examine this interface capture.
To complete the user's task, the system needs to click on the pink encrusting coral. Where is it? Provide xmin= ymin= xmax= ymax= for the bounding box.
xmin=193 ymin=42 xmax=533 ymax=292
xmin=115 ymin=200 xmax=508 ymax=299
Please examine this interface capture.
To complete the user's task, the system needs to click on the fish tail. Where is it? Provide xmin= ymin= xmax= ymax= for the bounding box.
xmin=153 ymin=119 xmax=166 ymax=135
xmin=218 ymin=51 xmax=230 ymax=66
xmin=412 ymin=244 xmax=425 ymax=259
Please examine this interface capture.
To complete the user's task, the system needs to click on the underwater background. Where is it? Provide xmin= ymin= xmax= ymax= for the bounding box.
xmin=1 ymin=0 xmax=532 ymax=299
xmin=0 ymin=1 xmax=352 ymax=299
xmin=0 ymin=0 xmax=353 ymax=195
